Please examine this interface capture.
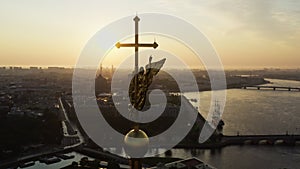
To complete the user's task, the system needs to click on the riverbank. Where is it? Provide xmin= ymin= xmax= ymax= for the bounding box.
xmin=174 ymin=134 xmax=300 ymax=150
xmin=2 ymin=134 xmax=299 ymax=169
xmin=0 ymin=147 xmax=74 ymax=169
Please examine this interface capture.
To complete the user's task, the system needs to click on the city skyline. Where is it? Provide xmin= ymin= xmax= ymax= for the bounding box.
xmin=0 ymin=0 xmax=299 ymax=69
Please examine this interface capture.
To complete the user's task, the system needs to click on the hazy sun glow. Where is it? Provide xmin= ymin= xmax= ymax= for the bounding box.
xmin=0 ymin=0 xmax=299 ymax=69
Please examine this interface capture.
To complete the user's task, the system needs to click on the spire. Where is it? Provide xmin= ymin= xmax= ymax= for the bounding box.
xmin=133 ymin=15 xmax=140 ymax=22
xmin=111 ymin=65 xmax=114 ymax=77
xmin=100 ymin=64 xmax=102 ymax=75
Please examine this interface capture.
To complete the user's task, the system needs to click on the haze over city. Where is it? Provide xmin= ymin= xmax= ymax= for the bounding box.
xmin=1 ymin=1 xmax=300 ymax=169
xmin=1 ymin=0 xmax=299 ymax=69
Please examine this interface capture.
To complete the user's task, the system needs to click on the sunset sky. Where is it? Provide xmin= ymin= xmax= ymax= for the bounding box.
xmin=0 ymin=0 xmax=299 ymax=69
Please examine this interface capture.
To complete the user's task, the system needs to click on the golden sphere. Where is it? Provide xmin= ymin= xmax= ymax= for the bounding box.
xmin=124 ymin=128 xmax=149 ymax=157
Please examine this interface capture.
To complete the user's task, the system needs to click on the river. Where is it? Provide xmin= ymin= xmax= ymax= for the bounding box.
xmin=23 ymin=78 xmax=300 ymax=169
xmin=163 ymin=78 xmax=300 ymax=169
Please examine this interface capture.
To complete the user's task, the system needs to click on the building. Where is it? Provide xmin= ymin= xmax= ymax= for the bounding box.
xmin=95 ymin=74 xmax=110 ymax=95
xmin=150 ymin=157 xmax=216 ymax=169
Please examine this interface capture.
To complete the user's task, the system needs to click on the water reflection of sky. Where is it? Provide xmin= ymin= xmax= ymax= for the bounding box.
xmin=185 ymin=79 xmax=300 ymax=135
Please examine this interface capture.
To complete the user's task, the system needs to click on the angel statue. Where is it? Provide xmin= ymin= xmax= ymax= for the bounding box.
xmin=129 ymin=56 xmax=166 ymax=111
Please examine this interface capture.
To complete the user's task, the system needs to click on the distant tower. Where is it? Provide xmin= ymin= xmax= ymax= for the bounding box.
xmin=149 ymin=55 xmax=152 ymax=66
xmin=211 ymin=100 xmax=224 ymax=135
xmin=95 ymin=64 xmax=110 ymax=94
xmin=100 ymin=64 xmax=103 ymax=76
xmin=111 ymin=65 xmax=115 ymax=78
xmin=96 ymin=64 xmax=102 ymax=77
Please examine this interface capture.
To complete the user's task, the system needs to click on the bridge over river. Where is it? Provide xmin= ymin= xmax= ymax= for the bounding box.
xmin=242 ymin=85 xmax=300 ymax=91
xmin=160 ymin=134 xmax=300 ymax=149
xmin=221 ymin=134 xmax=300 ymax=145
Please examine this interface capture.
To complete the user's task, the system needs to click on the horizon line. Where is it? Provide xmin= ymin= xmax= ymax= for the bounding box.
xmin=1 ymin=65 xmax=300 ymax=71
